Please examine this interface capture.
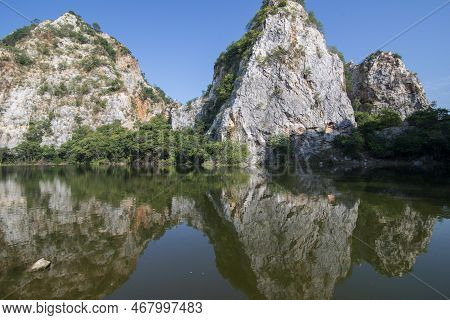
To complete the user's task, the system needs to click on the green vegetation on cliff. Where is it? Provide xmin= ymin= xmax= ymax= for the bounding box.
xmin=0 ymin=116 xmax=248 ymax=168
xmin=335 ymin=107 xmax=450 ymax=161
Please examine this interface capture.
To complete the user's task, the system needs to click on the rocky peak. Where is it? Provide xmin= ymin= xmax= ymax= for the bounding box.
xmin=54 ymin=12 xmax=81 ymax=26
xmin=349 ymin=50 xmax=429 ymax=119
xmin=171 ymin=0 xmax=355 ymax=165
xmin=0 ymin=12 xmax=175 ymax=149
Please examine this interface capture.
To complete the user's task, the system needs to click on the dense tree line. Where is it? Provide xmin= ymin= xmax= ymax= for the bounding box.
xmin=0 ymin=116 xmax=248 ymax=168
xmin=335 ymin=108 xmax=450 ymax=161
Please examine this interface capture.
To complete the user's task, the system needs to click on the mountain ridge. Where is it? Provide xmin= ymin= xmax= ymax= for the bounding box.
xmin=0 ymin=1 xmax=438 ymax=166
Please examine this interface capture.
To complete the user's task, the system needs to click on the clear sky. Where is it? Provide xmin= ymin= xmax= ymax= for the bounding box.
xmin=1 ymin=0 xmax=449 ymax=107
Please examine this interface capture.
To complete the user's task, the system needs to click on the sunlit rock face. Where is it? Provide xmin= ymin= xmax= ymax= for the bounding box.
xmin=0 ymin=12 xmax=175 ymax=149
xmin=208 ymin=173 xmax=359 ymax=299
xmin=348 ymin=51 xmax=429 ymax=119
xmin=172 ymin=0 xmax=355 ymax=165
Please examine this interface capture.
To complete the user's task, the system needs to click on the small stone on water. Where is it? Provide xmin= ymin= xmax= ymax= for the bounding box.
xmin=28 ymin=258 xmax=51 ymax=272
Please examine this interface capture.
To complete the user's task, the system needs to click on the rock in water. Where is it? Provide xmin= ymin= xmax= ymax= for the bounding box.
xmin=28 ymin=258 xmax=51 ymax=272
xmin=348 ymin=51 xmax=429 ymax=119
xmin=0 ymin=12 xmax=175 ymax=149
xmin=172 ymin=0 xmax=355 ymax=165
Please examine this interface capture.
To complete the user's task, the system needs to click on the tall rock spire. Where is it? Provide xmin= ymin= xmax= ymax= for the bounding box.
xmin=172 ymin=0 xmax=355 ymax=165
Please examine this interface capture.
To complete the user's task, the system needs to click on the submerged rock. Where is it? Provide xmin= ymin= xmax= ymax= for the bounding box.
xmin=348 ymin=51 xmax=429 ymax=119
xmin=28 ymin=258 xmax=51 ymax=272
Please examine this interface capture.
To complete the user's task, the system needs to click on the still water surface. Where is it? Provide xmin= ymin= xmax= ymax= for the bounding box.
xmin=0 ymin=166 xmax=449 ymax=300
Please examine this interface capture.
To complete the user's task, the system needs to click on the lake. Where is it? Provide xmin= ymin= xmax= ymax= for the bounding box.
xmin=0 ymin=166 xmax=449 ymax=300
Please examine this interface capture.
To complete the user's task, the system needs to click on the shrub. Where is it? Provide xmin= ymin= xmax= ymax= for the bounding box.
xmin=140 ymin=85 xmax=158 ymax=102
xmin=366 ymin=134 xmax=394 ymax=158
xmin=53 ymin=83 xmax=68 ymax=97
xmin=307 ymin=11 xmax=323 ymax=32
xmin=334 ymin=131 xmax=364 ymax=159
xmin=153 ymin=86 xmax=173 ymax=104
xmin=216 ymin=73 xmax=235 ymax=106
xmin=2 ymin=24 xmax=36 ymax=47
xmin=107 ymin=78 xmax=123 ymax=92
xmin=80 ymin=56 xmax=102 ymax=72
xmin=267 ymin=134 xmax=294 ymax=166
xmin=95 ymin=37 xmax=116 ymax=60
xmin=357 ymin=109 xmax=402 ymax=135
xmin=406 ymin=108 xmax=448 ymax=128
xmin=92 ymin=22 xmax=101 ymax=32
xmin=14 ymin=51 xmax=33 ymax=66
xmin=13 ymin=120 xmax=51 ymax=163
xmin=349 ymin=107 xmax=450 ymax=161
xmin=49 ymin=25 xmax=89 ymax=44
xmin=329 ymin=46 xmax=345 ymax=63
xmin=215 ymin=29 xmax=261 ymax=74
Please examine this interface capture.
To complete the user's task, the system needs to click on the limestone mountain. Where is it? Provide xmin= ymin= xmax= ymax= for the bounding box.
xmin=172 ymin=0 xmax=356 ymax=165
xmin=349 ymin=51 xmax=429 ymax=119
xmin=0 ymin=12 xmax=175 ymax=149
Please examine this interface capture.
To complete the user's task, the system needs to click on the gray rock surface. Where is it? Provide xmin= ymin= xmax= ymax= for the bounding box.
xmin=0 ymin=12 xmax=175 ymax=149
xmin=349 ymin=51 xmax=429 ymax=119
xmin=171 ymin=0 xmax=355 ymax=165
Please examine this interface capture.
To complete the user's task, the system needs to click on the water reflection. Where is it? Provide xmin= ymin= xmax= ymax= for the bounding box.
xmin=0 ymin=166 xmax=448 ymax=300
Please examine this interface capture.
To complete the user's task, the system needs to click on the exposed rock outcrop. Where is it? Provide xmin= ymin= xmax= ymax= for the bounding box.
xmin=349 ymin=51 xmax=429 ymax=119
xmin=0 ymin=12 xmax=175 ymax=149
xmin=172 ymin=0 xmax=355 ymax=165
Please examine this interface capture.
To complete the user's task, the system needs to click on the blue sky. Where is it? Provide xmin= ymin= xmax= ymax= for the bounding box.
xmin=1 ymin=0 xmax=449 ymax=107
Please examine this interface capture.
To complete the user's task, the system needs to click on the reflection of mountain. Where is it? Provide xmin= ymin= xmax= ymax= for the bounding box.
xmin=0 ymin=168 xmax=254 ymax=300
xmin=0 ymin=167 xmax=445 ymax=299
xmin=207 ymin=173 xmax=359 ymax=299
xmin=0 ymin=177 xmax=160 ymax=299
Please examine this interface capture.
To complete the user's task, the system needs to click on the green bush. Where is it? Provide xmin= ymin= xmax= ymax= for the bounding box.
xmin=107 ymin=78 xmax=123 ymax=92
xmin=406 ymin=108 xmax=448 ymax=128
xmin=92 ymin=22 xmax=101 ymax=32
xmin=267 ymin=134 xmax=294 ymax=166
xmin=215 ymin=29 xmax=261 ymax=74
xmin=95 ymin=37 xmax=116 ymax=60
xmin=334 ymin=131 xmax=364 ymax=159
xmin=357 ymin=109 xmax=402 ymax=135
xmin=307 ymin=11 xmax=323 ymax=32
xmin=2 ymin=25 xmax=36 ymax=47
xmin=80 ymin=56 xmax=102 ymax=72
xmin=13 ymin=120 xmax=56 ymax=163
xmin=216 ymin=73 xmax=235 ymax=105
xmin=14 ymin=51 xmax=33 ymax=66
xmin=347 ymin=108 xmax=450 ymax=161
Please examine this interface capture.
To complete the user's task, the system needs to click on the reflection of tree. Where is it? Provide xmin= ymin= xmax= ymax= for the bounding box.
xmin=352 ymin=199 xmax=435 ymax=277
xmin=334 ymin=167 xmax=444 ymax=277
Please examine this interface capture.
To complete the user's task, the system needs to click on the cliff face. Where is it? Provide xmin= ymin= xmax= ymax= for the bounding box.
xmin=0 ymin=12 xmax=175 ymax=149
xmin=349 ymin=51 xmax=429 ymax=119
xmin=172 ymin=0 xmax=355 ymax=165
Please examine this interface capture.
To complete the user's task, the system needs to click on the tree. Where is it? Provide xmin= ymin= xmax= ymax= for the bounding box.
xmin=92 ymin=22 xmax=101 ymax=32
